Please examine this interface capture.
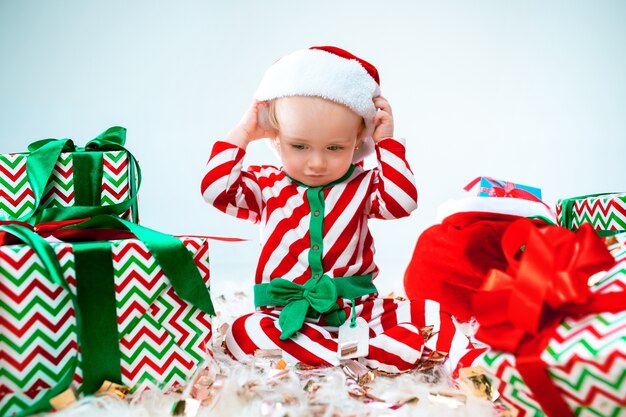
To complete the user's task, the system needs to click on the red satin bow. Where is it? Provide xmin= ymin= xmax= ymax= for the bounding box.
xmin=473 ymin=219 xmax=617 ymax=352
xmin=473 ymin=219 xmax=625 ymax=417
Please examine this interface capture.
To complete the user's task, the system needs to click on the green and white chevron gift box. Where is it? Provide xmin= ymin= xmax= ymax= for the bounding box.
xmin=0 ymin=126 xmax=139 ymax=224
xmin=0 ymin=217 xmax=214 ymax=417
xmin=556 ymin=192 xmax=626 ymax=234
xmin=476 ymin=252 xmax=626 ymax=417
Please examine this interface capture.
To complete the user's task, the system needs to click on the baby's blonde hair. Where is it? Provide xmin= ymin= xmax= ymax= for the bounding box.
xmin=267 ymin=97 xmax=366 ymax=137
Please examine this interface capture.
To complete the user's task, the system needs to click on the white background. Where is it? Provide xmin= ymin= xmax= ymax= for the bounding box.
xmin=1 ymin=1 xmax=625 ymax=296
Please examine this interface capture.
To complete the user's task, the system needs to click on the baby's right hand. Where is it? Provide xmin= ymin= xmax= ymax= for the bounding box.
xmin=225 ymin=100 xmax=276 ymax=148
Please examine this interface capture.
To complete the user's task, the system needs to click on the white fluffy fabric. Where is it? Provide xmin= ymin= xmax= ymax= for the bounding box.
xmin=40 ymin=352 xmax=500 ymax=417
xmin=36 ymin=291 xmax=502 ymax=417
xmin=436 ymin=196 xmax=557 ymax=223
xmin=254 ymin=48 xmax=381 ymax=162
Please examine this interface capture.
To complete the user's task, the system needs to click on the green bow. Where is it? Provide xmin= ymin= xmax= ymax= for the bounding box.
xmin=255 ymin=274 xmax=377 ymax=340
xmin=269 ymin=275 xmax=337 ymax=340
xmin=22 ymin=126 xmax=140 ymax=223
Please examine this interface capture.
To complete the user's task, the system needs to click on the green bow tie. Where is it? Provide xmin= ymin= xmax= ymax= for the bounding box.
xmin=254 ymin=274 xmax=377 ymax=340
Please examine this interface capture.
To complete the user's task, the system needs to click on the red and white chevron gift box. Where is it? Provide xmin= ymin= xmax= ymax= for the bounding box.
xmin=0 ymin=236 xmax=212 ymax=417
xmin=0 ymin=149 xmax=137 ymax=223
xmin=556 ymin=192 xmax=626 ymax=233
xmin=476 ymin=247 xmax=626 ymax=417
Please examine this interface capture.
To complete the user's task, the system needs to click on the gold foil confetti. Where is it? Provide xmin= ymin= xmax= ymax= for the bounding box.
xmin=417 ymin=350 xmax=448 ymax=371
xmin=419 ymin=325 xmax=435 ymax=342
xmin=428 ymin=391 xmax=466 ymax=408
xmin=49 ymin=386 xmax=77 ymax=411
xmin=372 ymin=368 xmax=402 ymax=378
xmin=95 ymin=380 xmax=130 ymax=399
xmin=342 ymin=360 xmax=375 ymax=385
xmin=345 ymin=377 xmax=367 ymax=398
xmin=604 ymin=234 xmax=626 ymax=257
xmin=459 ymin=366 xmax=499 ymax=402
xmin=170 ymin=398 xmax=200 ymax=417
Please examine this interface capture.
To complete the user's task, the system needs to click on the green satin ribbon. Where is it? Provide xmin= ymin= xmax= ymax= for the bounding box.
xmin=2 ymin=215 xmax=215 ymax=416
xmin=0 ymin=224 xmax=83 ymax=417
xmin=560 ymin=193 xmax=625 ymax=237
xmin=22 ymin=126 xmax=141 ymax=224
xmin=254 ymin=274 xmax=377 ymax=340
xmin=73 ymin=241 xmax=122 ymax=394
xmin=68 ymin=215 xmax=215 ymax=316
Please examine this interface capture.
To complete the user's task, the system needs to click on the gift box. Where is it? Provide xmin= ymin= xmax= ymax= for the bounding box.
xmin=0 ymin=217 xmax=214 ymax=417
xmin=464 ymin=176 xmax=542 ymax=201
xmin=556 ymin=192 xmax=626 ymax=234
xmin=0 ymin=126 xmax=139 ymax=224
xmin=472 ymin=220 xmax=626 ymax=417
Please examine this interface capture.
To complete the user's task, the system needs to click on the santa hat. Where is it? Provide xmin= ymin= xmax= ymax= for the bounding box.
xmin=254 ymin=46 xmax=381 ymax=162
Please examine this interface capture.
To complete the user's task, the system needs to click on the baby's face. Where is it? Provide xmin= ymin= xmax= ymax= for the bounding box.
xmin=273 ymin=96 xmax=362 ymax=187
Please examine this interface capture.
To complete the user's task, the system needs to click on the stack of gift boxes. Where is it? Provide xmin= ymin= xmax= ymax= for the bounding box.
xmin=405 ymin=177 xmax=625 ymax=417
xmin=0 ymin=127 xmax=215 ymax=417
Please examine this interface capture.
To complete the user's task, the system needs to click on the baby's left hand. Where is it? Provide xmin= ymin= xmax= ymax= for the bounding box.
xmin=372 ymin=96 xmax=394 ymax=143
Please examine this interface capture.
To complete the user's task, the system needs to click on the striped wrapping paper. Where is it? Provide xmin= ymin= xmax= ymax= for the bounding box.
xmin=0 ymin=236 xmax=212 ymax=417
xmin=476 ymin=246 xmax=626 ymax=416
xmin=556 ymin=193 xmax=626 ymax=233
xmin=0 ymin=150 xmax=137 ymax=222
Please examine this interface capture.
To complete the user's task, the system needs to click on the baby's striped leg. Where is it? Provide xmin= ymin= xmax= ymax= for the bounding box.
xmin=225 ymin=311 xmax=342 ymax=367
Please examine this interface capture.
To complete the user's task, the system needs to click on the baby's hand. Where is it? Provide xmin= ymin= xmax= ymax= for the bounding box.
xmin=225 ymin=100 xmax=277 ymax=148
xmin=372 ymin=96 xmax=394 ymax=143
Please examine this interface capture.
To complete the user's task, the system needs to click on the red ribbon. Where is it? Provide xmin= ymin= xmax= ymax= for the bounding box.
xmin=0 ymin=218 xmax=136 ymax=244
xmin=472 ymin=219 xmax=624 ymax=417
xmin=1 ymin=219 xmax=248 ymax=245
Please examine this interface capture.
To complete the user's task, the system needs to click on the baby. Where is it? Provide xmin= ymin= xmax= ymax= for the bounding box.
xmin=202 ymin=46 xmax=481 ymax=373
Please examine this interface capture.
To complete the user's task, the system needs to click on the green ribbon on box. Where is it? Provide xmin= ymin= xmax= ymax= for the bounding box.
xmin=22 ymin=126 xmax=141 ymax=224
xmin=1 ymin=215 xmax=214 ymax=416
xmin=0 ymin=223 xmax=83 ymax=417
xmin=559 ymin=192 xmax=625 ymax=237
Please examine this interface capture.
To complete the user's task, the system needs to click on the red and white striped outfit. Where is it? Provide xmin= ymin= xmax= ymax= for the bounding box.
xmin=202 ymin=138 xmax=483 ymax=373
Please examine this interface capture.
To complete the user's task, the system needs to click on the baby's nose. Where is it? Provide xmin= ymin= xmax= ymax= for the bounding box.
xmin=308 ymin=152 xmax=326 ymax=169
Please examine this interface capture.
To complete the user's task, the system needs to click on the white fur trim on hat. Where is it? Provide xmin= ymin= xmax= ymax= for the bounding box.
xmin=436 ymin=197 xmax=557 ymax=223
xmin=254 ymin=48 xmax=381 ymax=162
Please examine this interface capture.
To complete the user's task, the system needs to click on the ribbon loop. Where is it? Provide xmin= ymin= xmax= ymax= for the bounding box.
xmin=267 ymin=275 xmax=338 ymax=340
xmin=474 ymin=219 xmax=617 ymax=351
xmin=84 ymin=126 xmax=127 ymax=150
xmin=18 ymin=127 xmax=140 ymax=224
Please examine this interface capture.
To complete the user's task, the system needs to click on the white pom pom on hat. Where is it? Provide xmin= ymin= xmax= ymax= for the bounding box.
xmin=254 ymin=46 xmax=382 ymax=162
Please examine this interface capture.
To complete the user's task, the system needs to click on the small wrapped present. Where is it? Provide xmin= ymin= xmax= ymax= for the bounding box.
xmin=0 ymin=126 xmax=139 ymax=224
xmin=0 ymin=216 xmax=214 ymax=417
xmin=464 ymin=176 xmax=542 ymax=201
xmin=556 ymin=192 xmax=626 ymax=234
xmin=472 ymin=219 xmax=625 ymax=417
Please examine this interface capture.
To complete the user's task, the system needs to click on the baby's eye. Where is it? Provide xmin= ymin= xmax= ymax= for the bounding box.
xmin=291 ymin=144 xmax=307 ymax=150
xmin=327 ymin=145 xmax=344 ymax=151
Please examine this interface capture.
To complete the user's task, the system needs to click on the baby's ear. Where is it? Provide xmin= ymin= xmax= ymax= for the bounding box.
xmin=358 ymin=118 xmax=366 ymax=137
